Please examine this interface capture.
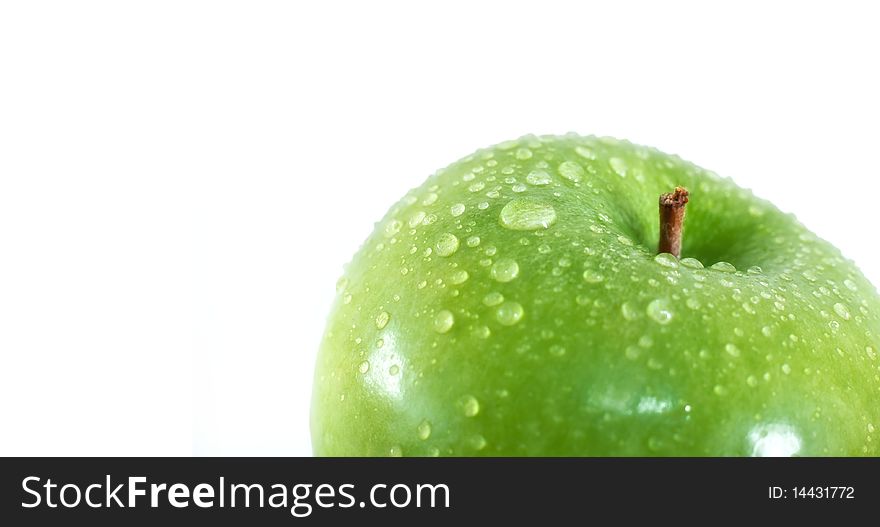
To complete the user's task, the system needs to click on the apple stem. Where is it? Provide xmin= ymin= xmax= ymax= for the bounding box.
xmin=658 ymin=186 xmax=689 ymax=258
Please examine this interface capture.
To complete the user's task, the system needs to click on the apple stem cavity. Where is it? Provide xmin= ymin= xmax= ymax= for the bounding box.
xmin=658 ymin=186 xmax=689 ymax=258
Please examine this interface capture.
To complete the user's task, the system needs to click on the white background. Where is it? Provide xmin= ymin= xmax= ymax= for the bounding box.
xmin=1 ymin=1 xmax=878 ymax=456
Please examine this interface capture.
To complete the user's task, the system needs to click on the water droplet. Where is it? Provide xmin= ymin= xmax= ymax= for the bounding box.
xmin=558 ymin=161 xmax=584 ymax=182
xmin=609 ymin=157 xmax=628 ymax=177
xmin=461 ymin=395 xmax=480 ymax=417
xmin=466 ymin=236 xmax=481 ymax=247
xmin=713 ymin=384 xmax=727 ymax=395
xmin=343 ymin=293 xmax=352 ymax=304
xmin=575 ymin=145 xmax=596 ymax=159
xmin=843 ymin=279 xmax=858 ymax=291
xmin=446 ymin=270 xmax=469 ymax=286
xmin=747 ymin=265 xmax=763 ymax=274
xmin=375 ymin=311 xmax=390 ymax=329
xmin=680 ymin=258 xmax=704 ymax=269
xmin=485 ymin=245 xmax=498 ymax=256
xmin=450 ymin=203 xmax=466 ymax=217
xmin=388 ymin=445 xmax=403 ymax=457
xmin=468 ymin=181 xmax=486 ymax=193
xmin=469 ymin=434 xmax=488 ymax=450
xmin=654 ymin=253 xmax=679 ymax=268
xmin=761 ymin=326 xmax=773 ymax=337
xmin=537 ymin=243 xmax=551 ymax=254
xmin=781 ymin=363 xmax=792 ymax=375
xmin=725 ymin=343 xmax=741 ymax=357
xmin=525 ymin=169 xmax=551 ymax=185
xmin=435 ymin=233 xmax=460 ymax=257
xmin=433 ymin=310 xmax=455 ymax=333
xmin=483 ymin=292 xmax=505 ymax=306
xmin=575 ymin=294 xmax=590 ymax=306
xmin=388 ymin=364 xmax=400 ymax=375
xmin=499 ymin=198 xmax=557 ymax=230
xmin=639 ymin=335 xmax=654 ymax=348
xmin=710 ymin=261 xmax=736 ymax=273
xmin=417 ymin=420 xmax=432 ymax=440
xmin=408 ymin=210 xmax=426 ymax=227
xmin=802 ymin=269 xmax=818 ymax=281
xmin=685 ymin=297 xmax=701 ymax=309
xmin=495 ymin=301 xmax=524 ymax=326
xmin=646 ymin=298 xmax=673 ymax=324
xmin=582 ymin=269 xmax=604 ymax=283
xmin=358 ymin=361 xmax=370 ymax=374
xmin=512 ymin=183 xmax=527 ymax=193
xmin=625 ymin=346 xmax=641 ymax=360
xmin=473 ymin=325 xmax=491 ymax=339
xmin=515 ymin=147 xmax=533 ymax=160
xmin=833 ymin=302 xmax=851 ymax=320
xmin=385 ymin=220 xmax=402 ymax=237
xmin=548 ymin=344 xmax=566 ymax=356
xmin=491 ymin=258 xmax=520 ymax=282
xmin=621 ymin=302 xmax=638 ymax=321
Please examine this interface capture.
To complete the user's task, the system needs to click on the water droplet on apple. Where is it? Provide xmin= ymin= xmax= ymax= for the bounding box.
xmin=417 ymin=419 xmax=432 ymax=440
xmin=461 ymin=395 xmax=480 ymax=417
xmin=483 ymin=291 xmax=505 ymax=307
xmin=781 ymin=363 xmax=792 ymax=375
xmin=450 ymin=203 xmax=466 ymax=217
xmin=388 ymin=364 xmax=400 ymax=375
xmin=469 ymin=434 xmax=488 ymax=450
xmin=408 ymin=211 xmax=426 ymax=227
xmin=609 ymin=157 xmax=628 ymax=177
xmin=515 ymin=147 xmax=533 ymax=160
xmin=473 ymin=325 xmax=491 ymax=339
xmin=582 ymin=270 xmax=604 ymax=283
xmin=625 ymin=346 xmax=641 ymax=360
xmin=713 ymin=385 xmax=727 ymax=395
xmin=685 ymin=297 xmax=701 ymax=309
xmin=358 ymin=361 xmax=370 ymax=374
xmin=558 ymin=161 xmax=584 ymax=182
xmin=621 ymin=302 xmax=638 ymax=321
xmin=435 ymin=233 xmax=460 ymax=257
xmin=385 ymin=220 xmax=403 ymax=237
xmin=679 ymin=258 xmax=703 ymax=269
xmin=495 ymin=301 xmax=524 ymax=326
xmin=466 ymin=236 xmax=481 ymax=247
xmin=746 ymin=375 xmax=758 ymax=387
xmin=832 ymin=302 xmax=851 ymax=320
xmin=843 ymin=279 xmax=858 ymax=291
xmin=499 ymin=198 xmax=557 ymax=230
xmin=375 ymin=311 xmax=390 ymax=329
xmin=654 ymin=253 xmax=679 ymax=268
xmin=512 ymin=183 xmax=527 ymax=193
xmin=710 ymin=261 xmax=736 ymax=273
xmin=526 ymin=169 xmax=551 ymax=186
xmin=449 ymin=270 xmax=469 ymax=285
xmin=491 ymin=258 xmax=520 ymax=282
xmin=725 ymin=343 xmax=741 ymax=357
xmin=802 ymin=269 xmax=818 ymax=281
xmin=468 ymin=181 xmax=486 ymax=193
xmin=548 ymin=345 xmax=566 ymax=357
xmin=433 ymin=310 xmax=455 ymax=333
xmin=388 ymin=445 xmax=403 ymax=457
xmin=573 ymin=145 xmax=596 ymax=159
xmin=343 ymin=293 xmax=352 ymax=305
xmin=646 ymin=298 xmax=673 ymax=324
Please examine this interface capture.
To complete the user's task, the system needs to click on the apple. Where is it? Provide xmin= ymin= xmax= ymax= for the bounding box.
xmin=311 ymin=134 xmax=880 ymax=456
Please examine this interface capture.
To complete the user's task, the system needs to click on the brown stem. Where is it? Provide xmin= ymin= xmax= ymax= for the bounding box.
xmin=658 ymin=186 xmax=689 ymax=258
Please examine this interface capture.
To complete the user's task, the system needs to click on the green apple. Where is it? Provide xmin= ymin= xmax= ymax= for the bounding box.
xmin=311 ymin=134 xmax=880 ymax=456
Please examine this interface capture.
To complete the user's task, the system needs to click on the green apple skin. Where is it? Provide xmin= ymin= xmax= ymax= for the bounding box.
xmin=311 ymin=134 xmax=880 ymax=456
